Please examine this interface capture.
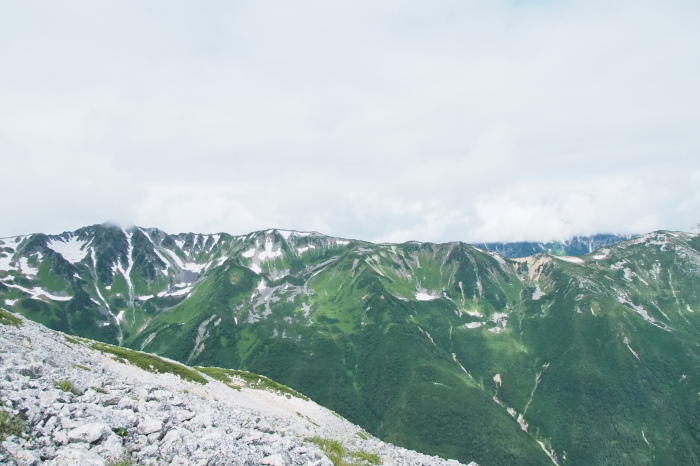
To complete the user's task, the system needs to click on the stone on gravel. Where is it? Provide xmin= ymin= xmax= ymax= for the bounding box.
xmin=48 ymin=446 xmax=106 ymax=466
xmin=67 ymin=422 xmax=110 ymax=444
xmin=137 ymin=416 xmax=163 ymax=435
xmin=261 ymin=453 xmax=286 ymax=465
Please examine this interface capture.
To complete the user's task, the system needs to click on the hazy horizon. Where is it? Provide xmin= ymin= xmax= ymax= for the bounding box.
xmin=1 ymin=1 xmax=698 ymax=243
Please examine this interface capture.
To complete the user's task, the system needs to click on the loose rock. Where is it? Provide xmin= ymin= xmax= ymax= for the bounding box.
xmin=0 ymin=313 xmax=473 ymax=465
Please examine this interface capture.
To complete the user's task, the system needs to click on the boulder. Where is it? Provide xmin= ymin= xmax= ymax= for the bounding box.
xmin=261 ymin=453 xmax=286 ymax=465
xmin=67 ymin=422 xmax=110 ymax=444
xmin=137 ymin=415 xmax=163 ymax=435
xmin=49 ymin=446 xmax=106 ymax=466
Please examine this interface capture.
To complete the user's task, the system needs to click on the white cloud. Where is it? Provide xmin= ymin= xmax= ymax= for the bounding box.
xmin=1 ymin=1 xmax=699 ymax=242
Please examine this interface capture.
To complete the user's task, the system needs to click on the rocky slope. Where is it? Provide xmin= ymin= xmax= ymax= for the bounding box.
xmin=0 ymin=310 xmax=469 ymax=465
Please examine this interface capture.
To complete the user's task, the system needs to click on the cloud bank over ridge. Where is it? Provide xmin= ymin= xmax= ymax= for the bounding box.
xmin=1 ymin=0 xmax=698 ymax=242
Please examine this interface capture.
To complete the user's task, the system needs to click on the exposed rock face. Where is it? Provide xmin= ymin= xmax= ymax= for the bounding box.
xmin=0 ymin=313 xmax=471 ymax=465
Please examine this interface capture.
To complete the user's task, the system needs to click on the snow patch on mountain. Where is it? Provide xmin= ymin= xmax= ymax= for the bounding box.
xmin=463 ymin=322 xmax=483 ymax=329
xmin=157 ymin=285 xmax=193 ymax=298
xmin=2 ymin=282 xmax=72 ymax=302
xmin=137 ymin=229 xmax=170 ymax=276
xmin=490 ymin=313 xmax=509 ymax=333
xmin=0 ymin=254 xmax=14 ymax=272
xmin=161 ymin=246 xmax=208 ymax=274
xmin=555 ymin=256 xmax=584 ymax=264
xmin=259 ymin=239 xmax=283 ymax=260
xmin=532 ymin=285 xmax=545 ymax=300
xmin=277 ymin=229 xmax=293 ymax=240
xmin=181 ymin=262 xmax=209 ymax=273
xmin=162 ymin=248 xmax=186 ymax=269
xmin=115 ymin=230 xmax=135 ymax=304
xmin=416 ymin=292 xmax=439 ymax=301
xmin=592 ymin=249 xmax=610 ymax=260
xmin=297 ymin=245 xmax=316 ymax=254
xmin=18 ymin=257 xmax=39 ymax=276
xmin=47 ymin=236 xmax=89 ymax=264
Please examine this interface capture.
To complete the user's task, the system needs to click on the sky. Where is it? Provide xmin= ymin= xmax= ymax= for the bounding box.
xmin=1 ymin=0 xmax=699 ymax=243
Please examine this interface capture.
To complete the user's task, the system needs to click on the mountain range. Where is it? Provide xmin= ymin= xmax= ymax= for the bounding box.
xmin=2 ymin=224 xmax=700 ymax=465
xmin=474 ymin=233 xmax=637 ymax=258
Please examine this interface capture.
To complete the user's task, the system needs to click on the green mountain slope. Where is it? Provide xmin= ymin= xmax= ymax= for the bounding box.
xmin=2 ymin=225 xmax=700 ymax=465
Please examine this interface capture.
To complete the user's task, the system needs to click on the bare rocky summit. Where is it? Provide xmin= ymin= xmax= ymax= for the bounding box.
xmin=0 ymin=311 xmax=471 ymax=465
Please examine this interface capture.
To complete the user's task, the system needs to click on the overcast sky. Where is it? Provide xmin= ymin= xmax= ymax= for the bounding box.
xmin=1 ymin=1 xmax=699 ymax=243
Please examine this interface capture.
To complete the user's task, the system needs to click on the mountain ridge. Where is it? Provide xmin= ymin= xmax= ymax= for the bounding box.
xmin=0 ymin=222 xmax=636 ymax=258
xmin=3 ymin=224 xmax=700 ymax=464
xmin=473 ymin=233 xmax=638 ymax=258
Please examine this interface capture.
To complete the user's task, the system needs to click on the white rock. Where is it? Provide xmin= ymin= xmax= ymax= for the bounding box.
xmin=67 ymin=422 xmax=110 ymax=444
xmin=60 ymin=416 xmax=80 ymax=431
xmin=14 ymin=449 xmax=42 ymax=466
xmin=171 ymin=408 xmax=196 ymax=423
xmin=138 ymin=443 xmax=160 ymax=458
xmin=49 ymin=446 xmax=106 ymax=466
xmin=116 ymin=397 xmax=138 ymax=410
xmin=148 ymin=389 xmax=173 ymax=401
xmin=189 ymin=411 xmax=213 ymax=429
xmin=261 ymin=453 xmax=286 ymax=465
xmin=43 ymin=415 xmax=58 ymax=431
xmin=104 ymin=408 xmax=138 ymax=428
xmin=90 ymin=434 xmax=125 ymax=462
xmin=52 ymin=430 xmax=69 ymax=446
xmin=1 ymin=439 xmax=22 ymax=458
xmin=137 ymin=415 xmax=163 ymax=435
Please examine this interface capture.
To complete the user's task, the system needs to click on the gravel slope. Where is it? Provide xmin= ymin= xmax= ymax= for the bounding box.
xmin=0 ymin=311 xmax=473 ymax=465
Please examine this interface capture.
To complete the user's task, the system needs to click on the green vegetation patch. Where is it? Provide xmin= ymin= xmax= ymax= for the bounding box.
xmin=64 ymin=335 xmax=83 ymax=345
xmin=306 ymin=437 xmax=381 ymax=465
xmin=308 ymin=437 xmax=345 ymax=465
xmin=91 ymin=342 xmax=208 ymax=384
xmin=197 ymin=366 xmax=308 ymax=400
xmin=0 ymin=308 xmax=22 ymax=327
xmin=0 ymin=410 xmax=26 ymax=441
xmin=353 ymin=451 xmax=381 ymax=465
xmin=55 ymin=379 xmax=80 ymax=395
